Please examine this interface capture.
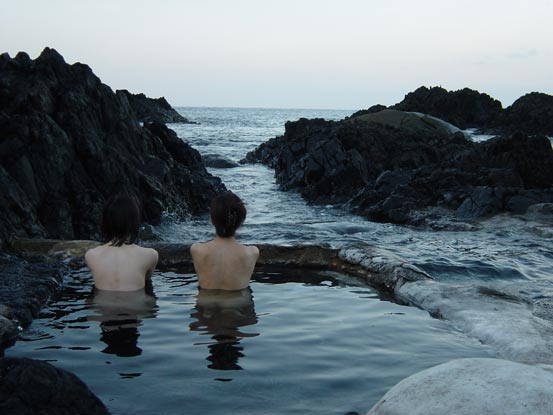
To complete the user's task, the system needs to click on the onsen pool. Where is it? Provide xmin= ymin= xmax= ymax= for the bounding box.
xmin=6 ymin=267 xmax=493 ymax=415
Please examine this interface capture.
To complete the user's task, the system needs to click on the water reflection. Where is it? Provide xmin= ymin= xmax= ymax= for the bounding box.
xmin=190 ymin=288 xmax=258 ymax=370
xmin=87 ymin=283 xmax=157 ymax=357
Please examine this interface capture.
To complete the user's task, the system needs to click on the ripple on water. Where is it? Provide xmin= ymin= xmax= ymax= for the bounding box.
xmin=8 ymin=268 xmax=493 ymax=415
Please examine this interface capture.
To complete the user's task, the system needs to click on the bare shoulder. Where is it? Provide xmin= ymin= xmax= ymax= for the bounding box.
xmin=138 ymin=246 xmax=159 ymax=261
xmin=245 ymin=244 xmax=259 ymax=258
xmin=84 ymin=245 xmax=102 ymax=264
xmin=190 ymin=242 xmax=208 ymax=257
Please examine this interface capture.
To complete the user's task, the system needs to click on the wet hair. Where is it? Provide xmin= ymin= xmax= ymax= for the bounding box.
xmin=210 ymin=192 xmax=247 ymax=238
xmin=101 ymin=193 xmax=141 ymax=246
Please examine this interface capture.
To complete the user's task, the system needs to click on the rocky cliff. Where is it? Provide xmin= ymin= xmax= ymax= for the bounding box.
xmin=244 ymin=110 xmax=553 ymax=226
xmin=0 ymin=48 xmax=225 ymax=245
xmin=116 ymin=89 xmax=195 ymax=124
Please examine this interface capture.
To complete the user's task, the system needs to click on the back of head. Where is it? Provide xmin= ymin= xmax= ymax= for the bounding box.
xmin=102 ymin=193 xmax=141 ymax=246
xmin=210 ymin=192 xmax=246 ymax=238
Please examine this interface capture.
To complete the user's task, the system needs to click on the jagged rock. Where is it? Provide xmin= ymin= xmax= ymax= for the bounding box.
xmin=491 ymin=92 xmax=553 ymax=136
xmin=245 ymin=111 xmax=553 ymax=226
xmin=392 ymin=86 xmax=503 ymax=129
xmin=0 ymin=357 xmax=110 ymax=415
xmin=389 ymin=86 xmax=553 ymax=136
xmin=116 ymin=89 xmax=195 ymax=124
xmin=367 ymin=358 xmax=553 ymax=415
xmin=0 ymin=252 xmax=67 ymax=348
xmin=348 ymin=104 xmax=387 ymax=118
xmin=0 ymin=48 xmax=225 ymax=244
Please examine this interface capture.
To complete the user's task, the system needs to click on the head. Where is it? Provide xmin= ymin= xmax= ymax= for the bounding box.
xmin=101 ymin=193 xmax=141 ymax=246
xmin=210 ymin=192 xmax=247 ymax=238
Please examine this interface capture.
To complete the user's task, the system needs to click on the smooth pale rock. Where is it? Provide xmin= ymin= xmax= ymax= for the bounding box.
xmin=353 ymin=109 xmax=469 ymax=138
xmin=367 ymin=358 xmax=553 ymax=415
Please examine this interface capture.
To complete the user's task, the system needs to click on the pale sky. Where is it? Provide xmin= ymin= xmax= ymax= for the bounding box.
xmin=1 ymin=0 xmax=552 ymax=109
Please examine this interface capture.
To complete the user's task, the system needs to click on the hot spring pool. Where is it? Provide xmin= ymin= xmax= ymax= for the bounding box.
xmin=7 ymin=267 xmax=493 ymax=414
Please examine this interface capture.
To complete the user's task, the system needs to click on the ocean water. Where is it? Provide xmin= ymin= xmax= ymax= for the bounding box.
xmin=162 ymin=107 xmax=553 ymax=364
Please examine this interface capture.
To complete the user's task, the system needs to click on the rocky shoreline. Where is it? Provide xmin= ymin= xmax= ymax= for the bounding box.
xmin=0 ymin=48 xmax=224 ymax=247
xmin=244 ymin=109 xmax=553 ymax=226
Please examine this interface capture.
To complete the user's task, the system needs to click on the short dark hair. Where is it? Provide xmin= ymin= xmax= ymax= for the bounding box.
xmin=210 ymin=192 xmax=246 ymax=238
xmin=101 ymin=193 xmax=141 ymax=246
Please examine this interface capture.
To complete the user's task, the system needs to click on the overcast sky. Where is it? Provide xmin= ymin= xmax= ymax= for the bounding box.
xmin=1 ymin=0 xmax=552 ymax=109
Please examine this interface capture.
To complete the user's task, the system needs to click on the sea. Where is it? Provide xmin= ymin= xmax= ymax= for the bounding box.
xmin=163 ymin=106 xmax=553 ymax=364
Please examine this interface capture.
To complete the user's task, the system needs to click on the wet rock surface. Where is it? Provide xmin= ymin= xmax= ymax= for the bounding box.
xmin=244 ymin=111 xmax=553 ymax=226
xmin=0 ymin=48 xmax=225 ymax=244
xmin=116 ymin=89 xmax=194 ymax=124
xmin=202 ymin=153 xmax=240 ymax=168
xmin=0 ymin=357 xmax=110 ymax=415
xmin=0 ymin=252 xmax=67 ymax=349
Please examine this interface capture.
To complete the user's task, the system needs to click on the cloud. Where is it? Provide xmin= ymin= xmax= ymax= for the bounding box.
xmin=507 ymin=49 xmax=539 ymax=60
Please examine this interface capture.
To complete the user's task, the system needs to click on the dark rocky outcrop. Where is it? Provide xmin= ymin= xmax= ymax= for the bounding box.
xmin=0 ymin=357 xmax=110 ymax=415
xmin=0 ymin=48 xmax=225 ymax=245
xmin=391 ymin=86 xmax=503 ymax=130
xmin=489 ymin=92 xmax=553 ymax=136
xmin=244 ymin=111 xmax=553 ymax=226
xmin=116 ymin=89 xmax=195 ymax=124
xmin=354 ymin=86 xmax=553 ymax=136
xmin=0 ymin=252 xmax=68 ymax=349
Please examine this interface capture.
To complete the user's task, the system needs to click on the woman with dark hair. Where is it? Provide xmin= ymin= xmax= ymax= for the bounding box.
xmin=85 ymin=194 xmax=158 ymax=291
xmin=191 ymin=191 xmax=259 ymax=290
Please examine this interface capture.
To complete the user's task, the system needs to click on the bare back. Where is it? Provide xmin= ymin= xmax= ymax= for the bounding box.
xmin=190 ymin=238 xmax=259 ymax=290
xmin=85 ymin=244 xmax=159 ymax=291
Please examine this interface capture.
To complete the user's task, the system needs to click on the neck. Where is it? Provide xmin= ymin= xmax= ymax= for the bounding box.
xmin=215 ymin=235 xmax=236 ymax=242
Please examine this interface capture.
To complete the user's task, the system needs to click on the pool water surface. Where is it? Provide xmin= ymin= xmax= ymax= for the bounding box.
xmin=7 ymin=268 xmax=494 ymax=415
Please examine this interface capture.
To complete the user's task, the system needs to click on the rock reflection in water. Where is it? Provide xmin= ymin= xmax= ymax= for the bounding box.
xmin=86 ymin=283 xmax=157 ymax=357
xmin=190 ymin=288 xmax=258 ymax=370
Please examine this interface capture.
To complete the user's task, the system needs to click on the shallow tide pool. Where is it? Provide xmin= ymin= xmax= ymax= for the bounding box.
xmin=7 ymin=268 xmax=493 ymax=415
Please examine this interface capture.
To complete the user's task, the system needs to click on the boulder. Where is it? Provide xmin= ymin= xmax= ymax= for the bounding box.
xmin=0 ymin=357 xmax=110 ymax=415
xmin=116 ymin=89 xmax=195 ymax=124
xmin=350 ymin=109 xmax=469 ymax=137
xmin=202 ymin=153 xmax=240 ymax=168
xmin=0 ymin=48 xmax=225 ymax=244
xmin=367 ymin=358 xmax=553 ymax=415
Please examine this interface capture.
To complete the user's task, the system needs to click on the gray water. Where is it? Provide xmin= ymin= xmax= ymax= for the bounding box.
xmin=8 ymin=268 xmax=492 ymax=415
xmin=161 ymin=107 xmax=553 ymax=363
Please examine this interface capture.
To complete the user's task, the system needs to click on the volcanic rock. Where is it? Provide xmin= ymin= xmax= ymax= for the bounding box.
xmin=0 ymin=357 xmax=110 ymax=415
xmin=0 ymin=252 xmax=67 ymax=349
xmin=392 ymin=86 xmax=503 ymax=129
xmin=0 ymin=48 xmax=225 ymax=244
xmin=116 ymin=89 xmax=195 ymax=124
xmin=244 ymin=111 xmax=553 ymax=225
